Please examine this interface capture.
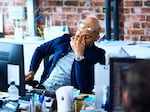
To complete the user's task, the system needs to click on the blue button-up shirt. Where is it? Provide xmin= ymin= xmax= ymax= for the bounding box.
xmin=29 ymin=34 xmax=105 ymax=93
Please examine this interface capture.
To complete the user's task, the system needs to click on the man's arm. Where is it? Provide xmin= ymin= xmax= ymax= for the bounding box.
xmin=25 ymin=39 xmax=56 ymax=81
xmin=73 ymin=47 xmax=105 ymax=93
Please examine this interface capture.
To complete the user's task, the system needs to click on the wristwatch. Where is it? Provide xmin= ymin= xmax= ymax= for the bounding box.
xmin=75 ymin=55 xmax=85 ymax=61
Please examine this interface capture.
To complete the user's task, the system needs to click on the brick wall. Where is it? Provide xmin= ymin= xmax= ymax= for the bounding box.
xmin=34 ymin=0 xmax=106 ymax=36
xmin=0 ymin=0 xmax=149 ymax=41
xmin=122 ymin=0 xmax=150 ymax=41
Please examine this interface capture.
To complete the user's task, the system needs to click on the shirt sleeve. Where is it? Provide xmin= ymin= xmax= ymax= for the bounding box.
xmin=73 ymin=47 xmax=105 ymax=93
xmin=29 ymin=40 xmax=55 ymax=72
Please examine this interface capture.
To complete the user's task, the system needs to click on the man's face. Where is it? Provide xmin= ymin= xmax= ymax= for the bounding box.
xmin=76 ymin=18 xmax=100 ymax=46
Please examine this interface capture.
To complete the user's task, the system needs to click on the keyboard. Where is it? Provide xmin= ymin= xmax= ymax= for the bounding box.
xmin=32 ymin=88 xmax=56 ymax=98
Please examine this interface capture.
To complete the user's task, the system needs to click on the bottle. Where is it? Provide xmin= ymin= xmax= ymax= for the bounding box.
xmin=8 ymin=81 xmax=19 ymax=101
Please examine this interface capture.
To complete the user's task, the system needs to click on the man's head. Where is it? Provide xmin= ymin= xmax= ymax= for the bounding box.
xmin=76 ymin=16 xmax=100 ymax=46
xmin=123 ymin=60 xmax=150 ymax=112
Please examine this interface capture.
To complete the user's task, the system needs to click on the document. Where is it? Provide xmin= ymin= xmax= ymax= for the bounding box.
xmin=7 ymin=64 xmax=20 ymax=86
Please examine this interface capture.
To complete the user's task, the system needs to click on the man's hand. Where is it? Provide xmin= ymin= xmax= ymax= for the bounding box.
xmin=25 ymin=71 xmax=35 ymax=81
xmin=70 ymin=33 xmax=85 ymax=56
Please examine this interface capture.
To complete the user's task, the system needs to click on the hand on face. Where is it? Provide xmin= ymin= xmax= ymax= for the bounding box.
xmin=70 ymin=33 xmax=85 ymax=56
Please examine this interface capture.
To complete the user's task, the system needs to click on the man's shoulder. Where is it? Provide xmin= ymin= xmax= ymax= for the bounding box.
xmin=56 ymin=34 xmax=71 ymax=40
xmin=92 ymin=44 xmax=106 ymax=54
xmin=43 ymin=34 xmax=71 ymax=45
xmin=97 ymin=47 xmax=105 ymax=54
xmin=52 ymin=34 xmax=71 ymax=42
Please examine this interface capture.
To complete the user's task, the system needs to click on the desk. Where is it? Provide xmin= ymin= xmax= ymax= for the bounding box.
xmin=96 ymin=41 xmax=150 ymax=58
xmin=94 ymin=41 xmax=150 ymax=104
xmin=0 ymin=90 xmax=56 ymax=112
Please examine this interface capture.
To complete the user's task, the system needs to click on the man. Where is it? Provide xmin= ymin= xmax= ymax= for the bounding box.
xmin=122 ymin=60 xmax=150 ymax=112
xmin=25 ymin=16 xmax=105 ymax=93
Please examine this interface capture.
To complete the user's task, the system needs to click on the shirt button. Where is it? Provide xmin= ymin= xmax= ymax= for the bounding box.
xmin=62 ymin=53 xmax=64 ymax=56
xmin=52 ymin=63 xmax=54 ymax=66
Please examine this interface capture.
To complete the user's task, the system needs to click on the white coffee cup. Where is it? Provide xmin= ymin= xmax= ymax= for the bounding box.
xmin=56 ymin=86 xmax=73 ymax=112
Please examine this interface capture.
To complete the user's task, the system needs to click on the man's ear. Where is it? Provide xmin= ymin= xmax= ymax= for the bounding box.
xmin=95 ymin=35 xmax=100 ymax=41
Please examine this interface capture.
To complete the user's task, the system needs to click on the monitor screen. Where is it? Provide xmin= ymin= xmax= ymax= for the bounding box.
xmin=109 ymin=57 xmax=147 ymax=112
xmin=0 ymin=42 xmax=25 ymax=96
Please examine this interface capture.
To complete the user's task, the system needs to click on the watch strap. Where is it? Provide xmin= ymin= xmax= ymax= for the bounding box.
xmin=75 ymin=55 xmax=85 ymax=61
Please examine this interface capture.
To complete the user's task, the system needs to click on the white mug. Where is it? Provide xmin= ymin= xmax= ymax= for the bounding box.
xmin=56 ymin=86 xmax=73 ymax=112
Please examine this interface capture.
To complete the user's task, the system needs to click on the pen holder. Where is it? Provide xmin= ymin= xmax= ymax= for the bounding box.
xmin=43 ymin=27 xmax=51 ymax=40
xmin=14 ymin=28 xmax=24 ymax=40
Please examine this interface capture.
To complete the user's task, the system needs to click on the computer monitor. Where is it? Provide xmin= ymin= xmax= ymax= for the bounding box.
xmin=109 ymin=57 xmax=148 ymax=112
xmin=0 ymin=42 xmax=25 ymax=96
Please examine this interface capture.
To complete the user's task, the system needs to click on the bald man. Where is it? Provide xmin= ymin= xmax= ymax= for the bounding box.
xmin=25 ymin=16 xmax=105 ymax=93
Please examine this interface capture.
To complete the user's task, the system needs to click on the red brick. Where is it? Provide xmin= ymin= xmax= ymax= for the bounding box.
xmin=64 ymin=1 xmax=79 ymax=6
xmin=47 ymin=1 xmax=63 ymax=6
xmin=128 ymin=29 xmax=144 ymax=35
xmin=14 ymin=1 xmax=26 ymax=6
xmin=119 ymin=15 xmax=124 ymax=22
xmin=142 ymin=8 xmax=150 ymax=14
xmin=147 ymin=16 xmax=150 ymax=21
xmin=124 ymin=36 xmax=131 ymax=41
xmin=43 ymin=7 xmax=53 ymax=13
xmin=53 ymin=14 xmax=65 ymax=20
xmin=120 ymin=35 xmax=124 ymax=40
xmin=124 ymin=1 xmax=142 ymax=7
xmin=132 ymin=36 xmax=141 ymax=41
xmin=133 ymin=22 xmax=140 ymax=28
xmin=141 ymin=36 xmax=150 ymax=41
xmin=62 ymin=7 xmax=76 ymax=13
xmin=95 ymin=7 xmax=102 ymax=13
xmin=78 ymin=7 xmax=94 ymax=13
xmin=144 ymin=1 xmax=150 ymax=7
xmin=131 ymin=8 xmax=141 ymax=13
xmin=66 ymin=14 xmax=80 ymax=21
xmin=119 ymin=22 xmax=124 ymax=28
xmin=125 ymin=15 xmax=145 ymax=21
xmin=119 ymin=1 xmax=123 ymax=6
xmin=79 ymin=1 xmax=86 ymax=6
xmin=91 ymin=1 xmax=105 ymax=6
xmin=64 ymin=19 xmax=77 ymax=26
xmin=119 ymin=28 xmax=124 ymax=34
xmin=142 ymin=23 xmax=150 ymax=28
xmin=55 ymin=20 xmax=62 ymax=26
xmin=123 ymin=8 xmax=130 ymax=14
xmin=40 ymin=1 xmax=48 ymax=7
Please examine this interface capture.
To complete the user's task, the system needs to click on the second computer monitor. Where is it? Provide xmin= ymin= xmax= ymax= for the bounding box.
xmin=109 ymin=57 xmax=149 ymax=112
